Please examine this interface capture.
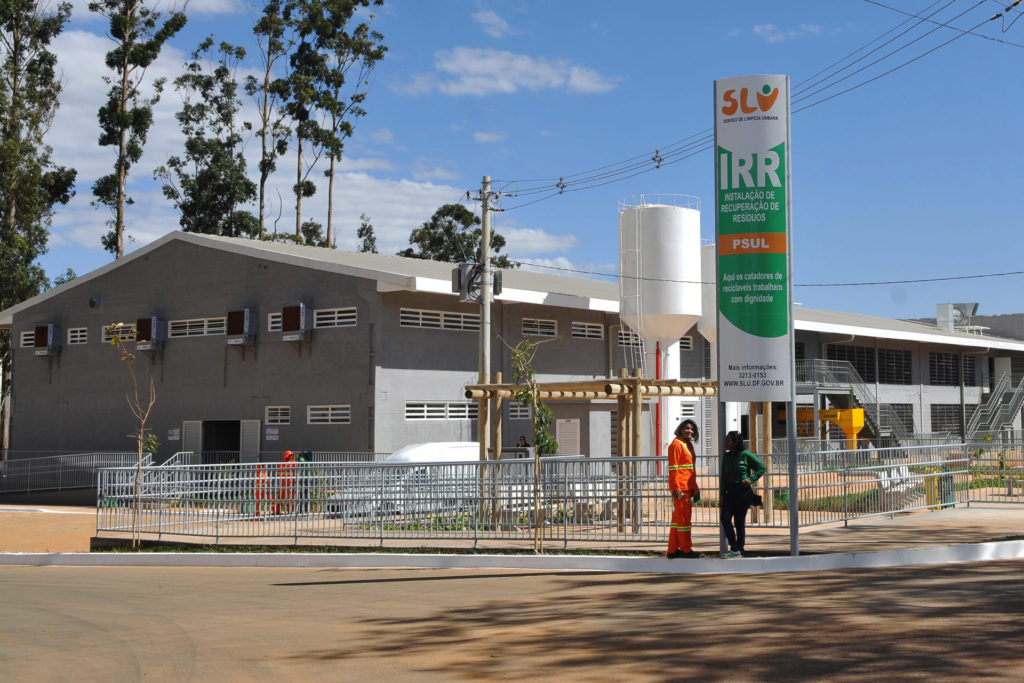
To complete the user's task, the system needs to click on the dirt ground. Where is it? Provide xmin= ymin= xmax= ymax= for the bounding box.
xmin=0 ymin=506 xmax=95 ymax=552
xmin=1 ymin=562 xmax=1023 ymax=680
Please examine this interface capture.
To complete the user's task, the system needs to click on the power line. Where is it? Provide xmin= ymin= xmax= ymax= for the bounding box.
xmin=863 ymin=0 xmax=1024 ymax=48
xmin=510 ymin=259 xmax=1024 ymax=288
xmin=491 ymin=0 xmax=1015 ymax=210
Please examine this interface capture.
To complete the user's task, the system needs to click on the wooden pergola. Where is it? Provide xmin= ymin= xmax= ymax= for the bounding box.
xmin=465 ymin=372 xmax=718 ymax=461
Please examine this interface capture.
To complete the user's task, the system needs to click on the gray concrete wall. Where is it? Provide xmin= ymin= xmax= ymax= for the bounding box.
xmin=10 ymin=241 xmax=375 ymax=459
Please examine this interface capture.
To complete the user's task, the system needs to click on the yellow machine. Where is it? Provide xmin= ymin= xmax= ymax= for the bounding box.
xmin=795 ymin=408 xmax=865 ymax=449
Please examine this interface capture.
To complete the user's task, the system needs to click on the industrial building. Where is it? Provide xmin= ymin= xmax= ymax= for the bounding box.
xmin=2 ymin=229 xmax=1023 ymax=463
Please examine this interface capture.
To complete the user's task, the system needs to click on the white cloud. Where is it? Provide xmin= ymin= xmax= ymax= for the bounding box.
xmin=412 ymin=167 xmax=460 ymax=182
xmin=371 ymin=128 xmax=395 ymax=144
xmin=394 ymin=47 xmax=618 ymax=97
xmin=502 ymin=228 xmax=578 ymax=257
xmin=753 ymin=23 xmax=823 ymax=43
xmin=566 ymin=65 xmax=618 ymax=94
xmin=473 ymin=131 xmax=504 ymax=143
xmin=517 ymin=258 xmax=616 ymax=280
xmin=341 ymin=157 xmax=396 ymax=171
xmin=69 ymin=0 xmax=243 ymax=23
xmin=473 ymin=9 xmax=511 ymax=38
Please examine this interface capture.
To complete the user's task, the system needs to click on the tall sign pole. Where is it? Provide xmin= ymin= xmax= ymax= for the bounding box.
xmin=713 ymin=75 xmax=799 ymax=554
xmin=478 ymin=176 xmax=492 ymax=466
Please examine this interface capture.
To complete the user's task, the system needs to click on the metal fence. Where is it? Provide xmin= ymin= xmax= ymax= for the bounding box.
xmin=94 ymin=441 xmax=1022 ymax=547
xmin=158 ymin=451 xmax=388 ymax=466
xmin=1 ymin=452 xmax=148 ymax=495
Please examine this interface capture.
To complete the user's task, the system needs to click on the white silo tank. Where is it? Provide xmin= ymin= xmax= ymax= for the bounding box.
xmin=697 ymin=243 xmax=717 ymax=344
xmin=618 ymin=197 xmax=702 ymax=344
xmin=619 ymin=196 xmax=702 ymax=458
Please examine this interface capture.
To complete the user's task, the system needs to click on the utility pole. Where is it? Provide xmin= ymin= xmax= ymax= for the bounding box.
xmin=480 ymin=175 xmax=492 ymax=388
xmin=475 ymin=175 xmax=493 ymax=465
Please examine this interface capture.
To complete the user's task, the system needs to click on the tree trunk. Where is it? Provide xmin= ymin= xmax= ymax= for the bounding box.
xmin=327 ymin=156 xmax=335 ymax=247
xmin=295 ymin=136 xmax=303 ymax=238
xmin=116 ymin=48 xmax=132 ymax=259
xmin=258 ymin=70 xmax=271 ymax=240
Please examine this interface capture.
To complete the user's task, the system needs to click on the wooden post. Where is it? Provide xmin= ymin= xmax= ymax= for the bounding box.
xmin=477 ymin=391 xmax=489 ymax=523
xmin=632 ymin=369 xmax=643 ymax=532
xmin=492 ymin=372 xmax=503 ymax=523
xmin=749 ymin=402 xmax=760 ymax=523
xmin=762 ymin=401 xmax=774 ymax=519
xmin=617 ymin=368 xmax=629 ymax=530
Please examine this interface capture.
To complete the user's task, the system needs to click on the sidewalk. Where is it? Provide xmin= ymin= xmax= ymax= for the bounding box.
xmin=2 ymin=502 xmax=1021 ymax=556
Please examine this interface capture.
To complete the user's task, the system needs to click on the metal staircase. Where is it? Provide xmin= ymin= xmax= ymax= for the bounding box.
xmin=796 ymin=360 xmax=910 ymax=445
xmin=967 ymin=372 xmax=1024 ymax=437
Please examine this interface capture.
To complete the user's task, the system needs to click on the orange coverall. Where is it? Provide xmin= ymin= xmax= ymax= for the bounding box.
xmin=667 ymin=437 xmax=700 ymax=554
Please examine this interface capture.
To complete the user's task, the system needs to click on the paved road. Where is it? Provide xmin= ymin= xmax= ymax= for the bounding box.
xmin=2 ymin=561 xmax=1023 ymax=680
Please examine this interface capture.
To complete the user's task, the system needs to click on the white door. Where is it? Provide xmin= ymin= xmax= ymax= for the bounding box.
xmin=182 ymin=420 xmax=202 ymax=454
xmin=556 ymin=418 xmax=581 ymax=455
xmin=240 ymin=420 xmax=261 ymax=463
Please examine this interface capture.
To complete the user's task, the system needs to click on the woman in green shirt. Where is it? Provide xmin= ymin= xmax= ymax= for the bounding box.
xmin=720 ymin=431 xmax=766 ymax=558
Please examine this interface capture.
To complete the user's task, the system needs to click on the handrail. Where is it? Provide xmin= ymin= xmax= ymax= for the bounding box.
xmin=967 ymin=372 xmax=1009 ymax=436
xmin=795 ymin=360 xmax=910 ymax=444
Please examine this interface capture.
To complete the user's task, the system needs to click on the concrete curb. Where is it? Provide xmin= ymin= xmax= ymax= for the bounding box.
xmin=2 ymin=540 xmax=1023 ymax=573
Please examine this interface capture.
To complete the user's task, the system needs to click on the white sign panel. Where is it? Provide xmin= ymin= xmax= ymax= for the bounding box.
xmin=714 ymin=74 xmax=794 ymax=402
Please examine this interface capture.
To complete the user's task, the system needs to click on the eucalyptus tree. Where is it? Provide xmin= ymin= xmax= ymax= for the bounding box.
xmin=284 ymin=0 xmax=385 ymax=245
xmin=157 ymin=38 xmax=258 ymax=237
xmin=90 ymin=0 xmax=186 ymax=257
xmin=316 ymin=0 xmax=385 ymax=247
xmin=0 ymin=0 xmax=76 ymax=451
xmin=244 ymin=0 xmax=292 ymax=239
xmin=399 ymin=203 xmax=514 ymax=268
xmin=356 ymin=212 xmax=377 ymax=253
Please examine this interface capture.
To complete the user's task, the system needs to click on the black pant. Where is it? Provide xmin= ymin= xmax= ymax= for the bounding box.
xmin=721 ymin=483 xmax=754 ymax=552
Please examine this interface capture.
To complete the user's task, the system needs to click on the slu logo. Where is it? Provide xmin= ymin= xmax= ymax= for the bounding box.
xmin=721 ymin=84 xmax=779 ymax=115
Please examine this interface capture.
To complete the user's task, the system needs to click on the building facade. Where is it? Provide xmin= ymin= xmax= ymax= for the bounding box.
xmin=2 ymin=232 xmax=1022 ymax=462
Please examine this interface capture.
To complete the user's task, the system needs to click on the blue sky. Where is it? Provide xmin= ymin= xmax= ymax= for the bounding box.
xmin=39 ymin=0 xmax=1024 ymax=320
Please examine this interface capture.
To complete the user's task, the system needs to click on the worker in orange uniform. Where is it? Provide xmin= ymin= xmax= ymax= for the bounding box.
xmin=666 ymin=419 xmax=701 ymax=559
xmin=276 ymin=450 xmax=297 ymax=514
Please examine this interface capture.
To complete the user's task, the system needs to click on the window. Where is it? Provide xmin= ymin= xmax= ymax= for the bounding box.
xmin=405 ymin=401 xmax=479 ymax=420
xmin=618 ymin=329 xmax=643 ymax=348
xmin=168 ymin=317 xmax=226 ymax=337
xmin=509 ymin=401 xmax=531 ymax=420
xmin=103 ymin=324 xmax=136 ymax=343
xmin=878 ymin=348 xmax=912 ymax=385
xmin=929 ymin=352 xmax=962 ymax=386
xmin=400 ymin=308 xmax=480 ymax=331
xmin=826 ymin=344 xmax=875 ymax=383
xmin=67 ymin=327 xmax=88 ymax=345
xmin=795 ymin=342 xmax=805 ymax=362
xmin=522 ymin=318 xmax=557 ymax=337
xmin=314 ymin=307 xmax=357 ymax=328
xmin=19 ymin=331 xmax=34 ymax=348
xmin=267 ymin=313 xmax=282 ymax=332
xmin=307 ymin=404 xmax=351 ymax=424
xmin=887 ymin=404 xmax=914 ymax=434
xmin=679 ymin=335 xmax=693 ymax=351
xmin=265 ymin=406 xmax=291 ymax=425
xmin=571 ymin=321 xmax=604 ymax=339
xmin=930 ymin=404 xmax=974 ymax=433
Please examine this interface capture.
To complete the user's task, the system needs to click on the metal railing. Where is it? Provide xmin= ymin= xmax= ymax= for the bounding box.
xmin=962 ymin=435 xmax=1024 ymax=504
xmin=95 ymin=442 xmax=1012 ymax=547
xmin=2 ymin=452 xmax=149 ymax=495
xmin=796 ymin=359 xmax=911 ymax=444
xmin=156 ymin=451 xmax=389 ymax=465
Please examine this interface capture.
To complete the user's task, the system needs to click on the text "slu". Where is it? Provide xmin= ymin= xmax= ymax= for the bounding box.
xmin=721 ymin=85 xmax=779 ymax=116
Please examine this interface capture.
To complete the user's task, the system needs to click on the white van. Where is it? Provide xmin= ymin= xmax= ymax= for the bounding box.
xmin=327 ymin=443 xmax=480 ymax=517
xmin=384 ymin=442 xmax=480 ymax=463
